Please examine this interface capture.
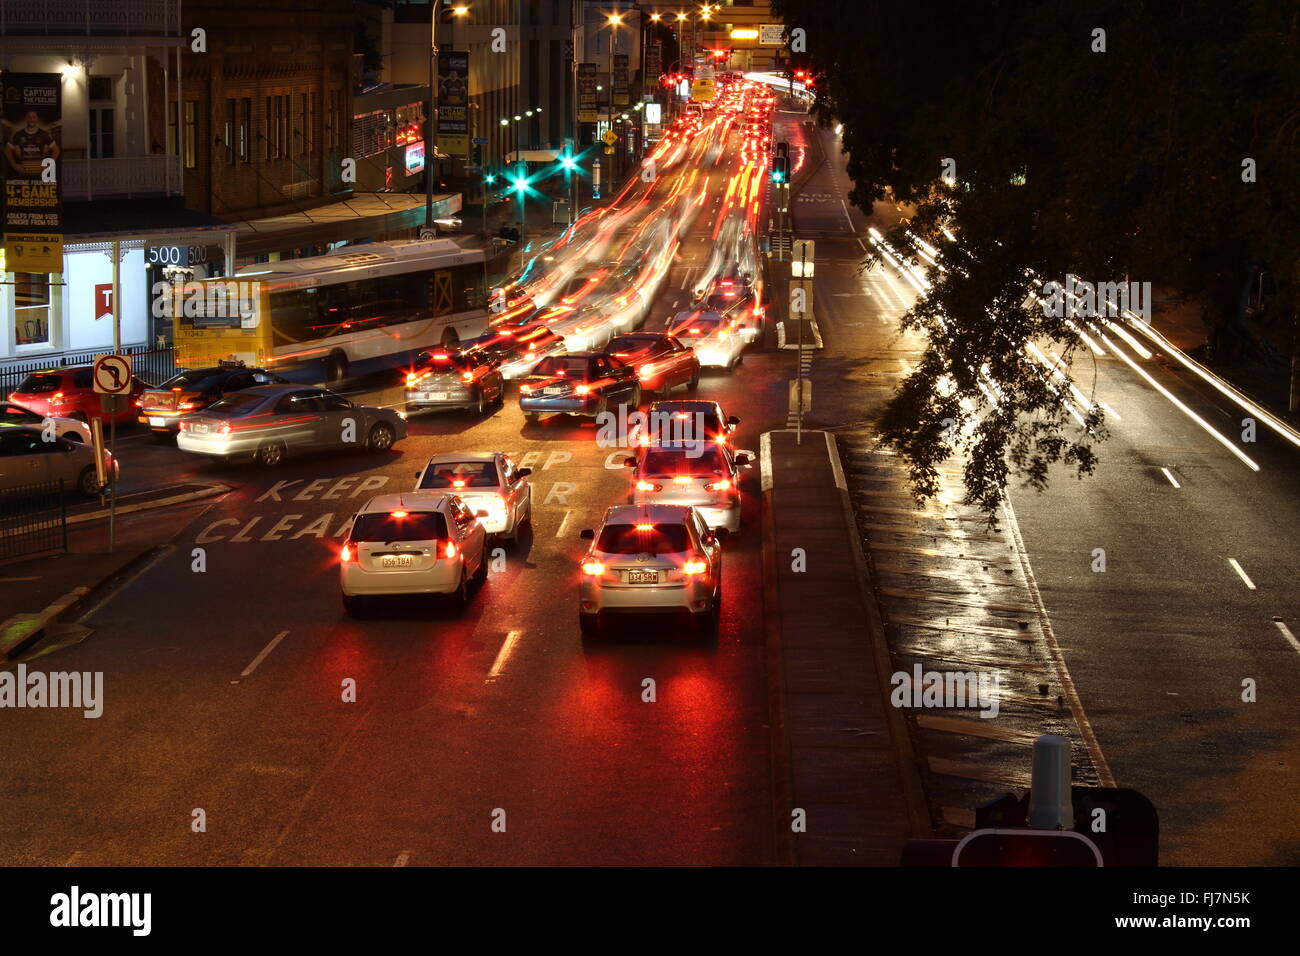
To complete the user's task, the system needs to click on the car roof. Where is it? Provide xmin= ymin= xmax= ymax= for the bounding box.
xmin=17 ymin=366 xmax=88 ymax=377
xmin=602 ymin=503 xmax=694 ymax=525
xmin=357 ymin=491 xmax=455 ymax=515
xmin=649 ymin=399 xmax=723 ymax=414
xmin=420 ymin=452 xmax=500 ymax=466
xmin=229 ymin=384 xmax=318 ymax=397
xmin=545 ymin=351 xmax=601 ymax=360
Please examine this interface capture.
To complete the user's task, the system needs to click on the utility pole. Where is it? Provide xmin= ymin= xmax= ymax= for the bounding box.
xmin=425 ymin=0 xmax=442 ymax=232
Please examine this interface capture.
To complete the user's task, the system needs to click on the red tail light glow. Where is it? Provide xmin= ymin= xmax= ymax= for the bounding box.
xmin=390 ymin=510 xmax=408 ymax=518
xmin=705 ymin=479 xmax=731 ymax=492
xmin=444 ymin=541 xmax=458 ymax=559
xmin=219 ymin=423 xmax=232 ymax=435
xmin=453 ymin=479 xmax=466 ymax=488
xmin=636 ymin=480 xmax=662 ymax=492
xmin=462 ymin=372 xmax=474 ymax=382
xmin=582 ymin=561 xmax=605 ymax=575
xmin=576 ymin=384 xmax=590 ymax=395
xmin=683 ymin=559 xmax=708 ymax=575
xmin=341 ymin=543 xmax=353 ymax=563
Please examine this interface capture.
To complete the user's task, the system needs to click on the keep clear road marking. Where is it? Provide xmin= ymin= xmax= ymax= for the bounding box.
xmin=486 ymin=629 xmax=524 ymax=682
xmin=555 ymin=509 xmax=573 ymax=538
xmin=1227 ymin=558 xmax=1257 ymax=590
xmin=394 ymin=851 xmax=411 ymax=867
xmin=232 ymin=629 xmax=289 ymax=684
xmin=1273 ymin=619 xmax=1300 ymax=656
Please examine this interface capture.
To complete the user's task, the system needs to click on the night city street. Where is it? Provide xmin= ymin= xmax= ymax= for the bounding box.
xmin=0 ymin=0 xmax=1295 ymax=939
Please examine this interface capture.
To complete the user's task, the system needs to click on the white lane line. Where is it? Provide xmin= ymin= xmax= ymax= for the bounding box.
xmin=1160 ymin=468 xmax=1181 ymax=488
xmin=487 ymin=629 xmax=524 ymax=681
xmin=555 ymin=509 xmax=573 ymax=538
xmin=1273 ymin=619 xmax=1300 ymax=656
xmin=840 ymin=199 xmax=854 ymax=230
xmin=0 ymin=576 xmax=40 ymax=582
xmin=1099 ymin=333 xmax=1261 ymax=472
xmin=1227 ymin=558 xmax=1257 ymax=590
xmin=394 ymin=851 xmax=411 ymax=867
xmin=236 ymin=629 xmax=289 ymax=681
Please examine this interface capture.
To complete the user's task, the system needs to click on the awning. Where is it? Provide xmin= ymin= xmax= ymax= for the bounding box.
xmin=506 ymin=148 xmax=562 ymax=163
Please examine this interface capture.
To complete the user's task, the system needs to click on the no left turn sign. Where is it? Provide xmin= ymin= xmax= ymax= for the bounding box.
xmin=93 ymin=354 xmax=132 ymax=394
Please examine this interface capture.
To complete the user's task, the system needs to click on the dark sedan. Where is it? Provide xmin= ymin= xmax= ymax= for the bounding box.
xmin=518 ymin=353 xmax=642 ymax=422
xmin=606 ymin=332 xmax=701 ymax=396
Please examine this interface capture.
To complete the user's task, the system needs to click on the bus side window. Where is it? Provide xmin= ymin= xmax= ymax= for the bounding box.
xmin=320 ymin=283 xmax=355 ymax=333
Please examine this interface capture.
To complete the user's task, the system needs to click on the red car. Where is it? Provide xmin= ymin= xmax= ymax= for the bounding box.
xmin=605 ymin=332 xmax=701 ymax=396
xmin=8 ymin=365 xmax=150 ymax=426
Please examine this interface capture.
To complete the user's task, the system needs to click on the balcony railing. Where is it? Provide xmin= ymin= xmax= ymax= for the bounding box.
xmin=0 ymin=0 xmax=182 ymax=37
xmin=62 ymin=155 xmax=183 ymax=200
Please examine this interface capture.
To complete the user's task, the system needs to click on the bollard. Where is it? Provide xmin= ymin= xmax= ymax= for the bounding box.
xmin=1027 ymin=734 xmax=1073 ymax=830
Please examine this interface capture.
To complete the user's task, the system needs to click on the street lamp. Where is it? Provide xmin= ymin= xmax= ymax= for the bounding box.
xmin=425 ymin=2 xmax=471 ymax=232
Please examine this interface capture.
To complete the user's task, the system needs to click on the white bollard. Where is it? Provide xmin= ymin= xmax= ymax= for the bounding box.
xmin=1027 ymin=734 xmax=1074 ymax=830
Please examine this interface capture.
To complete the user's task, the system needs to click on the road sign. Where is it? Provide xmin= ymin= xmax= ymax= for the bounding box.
xmin=92 ymin=354 xmax=132 ymax=395
xmin=603 ymin=146 xmax=615 ymax=155
xmin=472 ymin=137 xmax=489 ymax=145
xmin=418 ymin=227 xmax=436 ymax=239
xmin=953 ymin=828 xmax=1104 ymax=867
xmin=602 ymin=130 xmax=619 ymax=146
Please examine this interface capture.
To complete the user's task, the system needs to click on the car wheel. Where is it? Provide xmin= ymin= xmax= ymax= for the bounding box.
xmin=76 ymin=465 xmax=101 ymax=497
xmin=255 ymin=441 xmax=286 ymax=467
xmin=688 ymin=367 xmax=701 ymax=390
xmin=474 ymin=389 xmax=486 ymax=415
xmin=492 ymin=382 xmax=506 ymax=407
xmin=342 ymin=593 xmax=367 ymax=617
xmin=449 ymin=567 xmax=470 ymax=611
xmin=367 ymin=422 xmax=395 ymax=453
xmin=525 ymin=411 xmax=540 ymax=423
xmin=62 ymin=431 xmax=84 ymax=443
xmin=629 ymin=385 xmax=643 ymax=407
xmin=579 ymin=614 xmax=602 ymax=639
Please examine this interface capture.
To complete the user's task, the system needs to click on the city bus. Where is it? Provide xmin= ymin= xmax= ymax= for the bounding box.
xmin=169 ymin=239 xmax=490 ymax=382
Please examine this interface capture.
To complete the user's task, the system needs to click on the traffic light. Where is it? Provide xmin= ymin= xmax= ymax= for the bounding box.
xmin=484 ymin=172 xmax=498 ymax=186
xmin=770 ymin=155 xmax=788 ymax=183
xmin=776 ymin=141 xmax=789 ymax=159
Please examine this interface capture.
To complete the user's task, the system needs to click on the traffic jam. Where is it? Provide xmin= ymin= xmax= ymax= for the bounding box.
xmin=2 ymin=75 xmax=779 ymax=641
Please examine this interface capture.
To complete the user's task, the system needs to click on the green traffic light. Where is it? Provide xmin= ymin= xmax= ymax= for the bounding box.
xmin=485 ymin=174 xmax=497 ymax=185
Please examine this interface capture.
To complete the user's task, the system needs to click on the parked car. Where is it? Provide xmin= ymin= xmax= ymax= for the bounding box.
xmin=177 ymin=384 xmax=406 ymax=466
xmin=0 ymin=401 xmax=91 ymax=444
xmin=518 ymin=352 xmax=642 ymax=423
xmin=339 ymin=491 xmax=489 ymax=615
xmin=624 ymin=440 xmax=751 ymax=533
xmin=137 ymin=362 xmax=286 ymax=434
xmin=404 ymin=348 xmax=505 ymax=415
xmin=413 ymin=452 xmax=533 ymax=544
xmin=577 ymin=503 xmax=725 ymax=638
xmin=8 ymin=366 xmax=149 ymax=425
xmin=0 ymin=426 xmax=116 ymax=496
xmin=606 ymin=332 xmax=701 ymax=395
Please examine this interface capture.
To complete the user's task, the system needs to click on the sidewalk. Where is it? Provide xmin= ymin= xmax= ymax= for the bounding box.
xmin=760 ymin=429 xmax=930 ymax=864
xmin=0 ymin=491 xmax=223 ymax=661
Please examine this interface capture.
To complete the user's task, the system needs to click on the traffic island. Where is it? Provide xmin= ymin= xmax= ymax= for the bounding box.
xmin=760 ymin=428 xmax=931 ymax=864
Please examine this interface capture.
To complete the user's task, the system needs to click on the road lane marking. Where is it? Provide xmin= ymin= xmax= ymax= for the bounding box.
xmin=1227 ymin=558 xmax=1257 ymax=590
xmin=487 ymin=629 xmax=524 ymax=681
xmin=555 ymin=509 xmax=573 ymax=538
xmin=235 ymin=629 xmax=289 ymax=682
xmin=0 ymin=576 xmax=40 ymax=582
xmin=1160 ymin=468 xmax=1181 ymax=488
xmin=394 ymin=851 xmax=411 ymax=867
xmin=1273 ymin=619 xmax=1300 ymax=656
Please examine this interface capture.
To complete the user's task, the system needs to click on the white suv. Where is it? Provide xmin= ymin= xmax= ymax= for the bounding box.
xmin=413 ymin=452 xmax=533 ymax=545
xmin=578 ymin=504 xmax=725 ymax=638
xmin=340 ymin=492 xmax=489 ymax=615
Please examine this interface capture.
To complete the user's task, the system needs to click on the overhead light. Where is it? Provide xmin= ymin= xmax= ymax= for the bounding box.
xmin=730 ymin=29 xmax=758 ymax=40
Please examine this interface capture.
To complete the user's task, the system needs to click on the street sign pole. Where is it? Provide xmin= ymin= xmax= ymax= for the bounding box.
xmin=796 ymin=244 xmax=807 ymax=445
xmin=110 ymin=240 xmax=121 ymax=552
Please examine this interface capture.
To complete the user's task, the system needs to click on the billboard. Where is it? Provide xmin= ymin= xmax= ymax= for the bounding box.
xmin=612 ymin=53 xmax=630 ymax=108
xmin=759 ymin=25 xmax=786 ymax=46
xmin=437 ymin=51 xmax=470 ymax=158
xmin=645 ymin=41 xmax=662 ymax=81
xmin=578 ymin=62 xmax=598 ymax=123
xmin=2 ymin=72 xmax=63 ymax=274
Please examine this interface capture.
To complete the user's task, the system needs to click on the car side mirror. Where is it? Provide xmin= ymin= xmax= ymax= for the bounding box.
xmin=623 ymin=457 xmax=638 ymax=468
xmin=727 ymin=415 xmax=740 ymax=426
xmin=579 ymin=528 xmax=595 ymax=540
xmin=734 ymin=454 xmax=751 ymax=467
xmin=517 ymin=467 xmax=532 ymax=478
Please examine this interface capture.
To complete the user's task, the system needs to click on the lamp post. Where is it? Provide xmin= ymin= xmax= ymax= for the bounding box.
xmin=608 ymin=11 xmax=622 ymax=184
xmin=425 ymin=2 xmax=469 ymax=232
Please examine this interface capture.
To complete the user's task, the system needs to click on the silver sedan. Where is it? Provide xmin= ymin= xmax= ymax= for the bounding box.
xmin=177 ymin=384 xmax=407 ymax=467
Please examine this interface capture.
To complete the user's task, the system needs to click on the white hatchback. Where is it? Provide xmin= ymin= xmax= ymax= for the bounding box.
xmin=413 ymin=452 xmax=533 ymax=544
xmin=339 ymin=491 xmax=489 ymax=615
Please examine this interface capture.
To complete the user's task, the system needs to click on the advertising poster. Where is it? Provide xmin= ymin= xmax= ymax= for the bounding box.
xmin=578 ymin=62 xmax=598 ymax=123
xmin=612 ymin=53 xmax=629 ymax=108
xmin=2 ymin=72 xmax=63 ymax=274
xmin=436 ymin=51 xmax=470 ymax=158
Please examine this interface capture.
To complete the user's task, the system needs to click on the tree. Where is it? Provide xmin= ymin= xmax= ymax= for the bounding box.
xmin=772 ymin=0 xmax=1299 ymax=521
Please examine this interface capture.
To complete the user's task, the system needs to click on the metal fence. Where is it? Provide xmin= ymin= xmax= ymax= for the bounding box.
xmin=0 ymin=345 xmax=176 ymax=398
xmin=0 ymin=480 xmax=68 ymax=561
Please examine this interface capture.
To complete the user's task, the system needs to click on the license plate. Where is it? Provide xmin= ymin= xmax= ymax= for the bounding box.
xmin=380 ymin=554 xmax=414 ymax=568
xmin=627 ymin=570 xmax=658 ymax=584
xmin=192 ymin=424 xmax=209 ymax=433
xmin=149 ymin=417 xmax=166 ymax=427
xmin=544 ymin=386 xmax=567 ymax=396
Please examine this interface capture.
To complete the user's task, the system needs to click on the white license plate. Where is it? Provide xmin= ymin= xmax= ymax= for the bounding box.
xmin=627 ymin=570 xmax=658 ymax=584
xmin=148 ymin=417 xmax=166 ymax=427
xmin=380 ymin=554 xmax=414 ymax=568
xmin=192 ymin=424 xmax=209 ymax=433
xmin=544 ymin=386 xmax=567 ymax=396
xmin=429 ymin=392 xmax=449 ymax=401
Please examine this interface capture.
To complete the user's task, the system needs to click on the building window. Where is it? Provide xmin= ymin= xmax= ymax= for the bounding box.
xmin=88 ymin=76 xmax=116 ymax=159
xmin=239 ymin=98 xmax=251 ymax=162
xmin=311 ymin=92 xmax=320 ymax=150
xmin=282 ymin=95 xmax=291 ymax=159
xmin=224 ymin=98 xmax=235 ymax=165
xmin=298 ymin=92 xmax=310 ymax=155
xmin=183 ymin=100 xmax=197 ymax=169
xmin=13 ymin=272 xmax=56 ymax=348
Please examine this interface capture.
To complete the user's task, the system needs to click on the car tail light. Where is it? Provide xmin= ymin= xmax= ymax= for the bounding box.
xmin=50 ymin=392 xmax=63 ymax=403
xmin=406 ymin=372 xmax=418 ymax=387
xmin=582 ymin=561 xmax=605 ymax=576
xmin=444 ymin=541 xmax=458 ymax=559
xmin=452 ymin=479 xmax=466 ymax=489
xmin=520 ymin=383 xmax=532 ymax=393
xmin=340 ymin=543 xmax=354 ymax=563
xmin=636 ymin=480 xmax=662 ymax=492
xmin=525 ymin=351 xmax=536 ymax=360
xmin=134 ymin=399 xmax=143 ymax=408
xmin=178 ymin=402 xmax=198 ymax=411
xmin=639 ymin=364 xmax=655 ymax=379
xmin=220 ymin=423 xmax=232 ymax=435
xmin=683 ymin=559 xmax=708 ymax=575
xmin=462 ymin=372 xmax=474 ymax=382
xmin=576 ymin=384 xmax=590 ymax=395
xmin=390 ymin=510 xmax=408 ymax=518
xmin=705 ymin=479 xmax=731 ymax=492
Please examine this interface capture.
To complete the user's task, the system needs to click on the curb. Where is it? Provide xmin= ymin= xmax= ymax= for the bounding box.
xmin=823 ymin=431 xmax=934 ymax=840
xmin=0 ymin=586 xmax=89 ymax=661
xmin=7 ymin=482 xmax=231 ymax=537
xmin=758 ymin=431 xmax=797 ymax=865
